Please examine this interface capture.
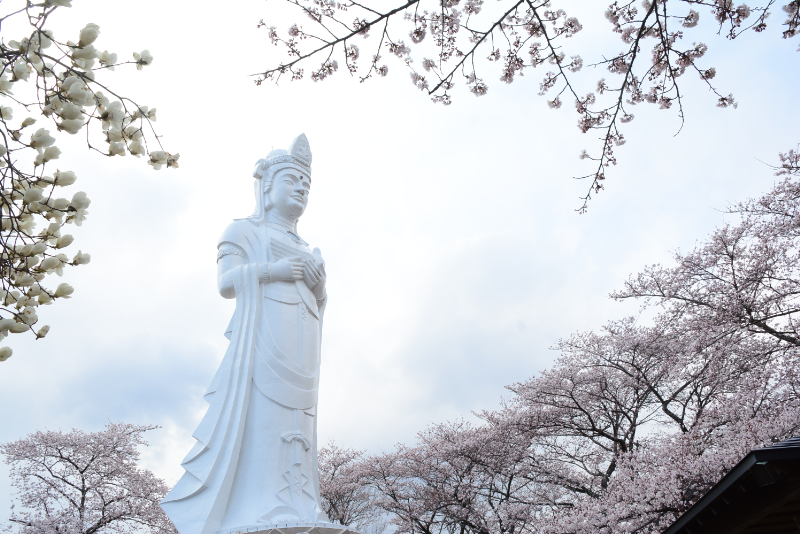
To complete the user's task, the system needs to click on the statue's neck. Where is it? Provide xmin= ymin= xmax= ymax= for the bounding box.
xmin=264 ymin=211 xmax=297 ymax=232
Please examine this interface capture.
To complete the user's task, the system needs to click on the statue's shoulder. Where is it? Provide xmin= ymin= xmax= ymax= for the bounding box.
xmin=218 ymin=218 xmax=256 ymax=249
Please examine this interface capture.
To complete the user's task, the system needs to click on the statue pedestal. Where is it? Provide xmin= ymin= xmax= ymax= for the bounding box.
xmin=219 ymin=523 xmax=360 ymax=534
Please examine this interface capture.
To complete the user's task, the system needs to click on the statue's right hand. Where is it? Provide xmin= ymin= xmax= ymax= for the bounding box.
xmin=270 ymin=257 xmax=305 ymax=282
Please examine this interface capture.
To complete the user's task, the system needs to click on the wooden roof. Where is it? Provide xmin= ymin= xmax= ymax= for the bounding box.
xmin=663 ymin=437 xmax=800 ymax=534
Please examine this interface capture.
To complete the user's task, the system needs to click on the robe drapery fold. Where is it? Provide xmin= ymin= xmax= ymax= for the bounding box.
xmin=161 ymin=262 xmax=261 ymax=534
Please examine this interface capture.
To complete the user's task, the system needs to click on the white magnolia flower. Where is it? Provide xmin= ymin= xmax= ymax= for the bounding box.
xmin=0 ymin=144 xmax=7 ymax=157
xmin=99 ymin=50 xmax=117 ymax=70
xmin=58 ymin=101 xmax=83 ymax=121
xmin=23 ymin=188 xmax=44 ymax=203
xmin=58 ymin=118 xmax=84 ymax=134
xmin=101 ymin=101 xmax=124 ymax=130
xmin=167 ymin=152 xmax=180 ymax=168
xmin=78 ymin=23 xmax=100 ymax=47
xmin=34 ymin=147 xmax=59 ymax=166
xmin=21 ymin=306 xmax=38 ymax=325
xmin=31 ymin=242 xmax=47 ymax=255
xmin=71 ymin=209 xmax=88 ymax=226
xmin=53 ymin=170 xmax=77 ymax=186
xmin=61 ymin=75 xmax=81 ymax=92
xmin=13 ymin=59 xmax=31 ymax=81
xmin=0 ymin=319 xmax=16 ymax=332
xmin=128 ymin=139 xmax=144 ymax=156
xmin=42 ymin=146 xmax=61 ymax=162
xmin=69 ymin=43 xmax=99 ymax=70
xmin=148 ymin=150 xmax=168 ymax=169
xmin=56 ymin=234 xmax=74 ymax=248
xmin=45 ymin=0 xmax=72 ymax=6
xmin=14 ymin=274 xmax=35 ymax=287
xmin=35 ymin=325 xmax=50 ymax=338
xmin=0 ymin=346 xmax=11 ymax=362
xmin=0 ymin=75 xmax=15 ymax=94
xmin=9 ymin=322 xmax=29 ymax=333
xmin=70 ymin=191 xmax=91 ymax=210
xmin=54 ymin=283 xmax=74 ymax=298
xmin=65 ymin=79 xmax=94 ymax=106
xmin=133 ymin=49 xmax=153 ymax=70
xmin=1 ymin=106 xmax=13 ymax=120
xmin=30 ymin=128 xmax=56 ymax=148
xmin=38 ymin=292 xmax=53 ymax=305
xmin=94 ymin=91 xmax=110 ymax=109
xmin=21 ymin=117 xmax=36 ymax=127
xmin=29 ymin=54 xmax=44 ymax=73
xmin=72 ymin=250 xmax=91 ymax=265
xmin=124 ymin=125 xmax=143 ymax=140
xmin=108 ymin=141 xmax=126 ymax=156
xmin=30 ymin=30 xmax=53 ymax=50
xmin=146 ymin=107 xmax=157 ymax=121
xmin=50 ymin=197 xmax=69 ymax=210
xmin=39 ymin=256 xmax=62 ymax=271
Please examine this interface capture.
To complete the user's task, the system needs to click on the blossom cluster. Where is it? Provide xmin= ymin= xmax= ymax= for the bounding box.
xmin=2 ymin=423 xmax=178 ymax=534
xmin=0 ymin=1 xmax=177 ymax=360
xmin=258 ymin=0 xmax=797 ymax=211
xmin=318 ymin=154 xmax=800 ymax=534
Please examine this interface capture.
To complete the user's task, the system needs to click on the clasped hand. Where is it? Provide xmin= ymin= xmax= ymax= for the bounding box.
xmin=270 ymin=256 xmax=326 ymax=292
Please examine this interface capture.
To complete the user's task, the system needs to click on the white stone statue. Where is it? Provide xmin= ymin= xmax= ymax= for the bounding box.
xmin=162 ymin=135 xmax=350 ymax=534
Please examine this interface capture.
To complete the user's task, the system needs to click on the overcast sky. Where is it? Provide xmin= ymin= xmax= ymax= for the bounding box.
xmin=1 ymin=0 xmax=798 ymax=513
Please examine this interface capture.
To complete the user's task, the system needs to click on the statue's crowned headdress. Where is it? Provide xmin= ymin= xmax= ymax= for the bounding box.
xmin=253 ymin=133 xmax=312 ymax=183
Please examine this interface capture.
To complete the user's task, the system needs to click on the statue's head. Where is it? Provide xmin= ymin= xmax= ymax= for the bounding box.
xmin=250 ymin=134 xmax=312 ymax=223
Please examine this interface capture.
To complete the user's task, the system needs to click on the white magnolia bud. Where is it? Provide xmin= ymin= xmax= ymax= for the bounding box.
xmin=78 ymin=23 xmax=100 ymax=47
xmin=15 ymin=274 xmax=35 ymax=287
xmin=58 ymin=118 xmax=84 ymax=134
xmin=21 ymin=117 xmax=36 ymax=127
xmin=53 ymin=170 xmax=77 ymax=186
xmin=54 ymin=282 xmax=74 ymax=298
xmin=40 ymin=256 xmax=61 ymax=271
xmin=42 ymin=146 xmax=61 ymax=162
xmin=55 ymin=234 xmax=74 ymax=248
xmin=0 ymin=346 xmax=11 ymax=362
xmin=9 ymin=323 xmax=29 ymax=333
xmin=23 ymin=188 xmax=44 ymax=203
xmin=31 ymin=242 xmax=47 ymax=255
xmin=0 ymin=318 xmax=17 ymax=331
xmin=36 ymin=325 xmax=50 ymax=339
xmin=70 ymin=191 xmax=90 ymax=210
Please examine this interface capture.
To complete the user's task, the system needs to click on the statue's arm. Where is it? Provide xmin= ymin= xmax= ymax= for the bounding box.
xmin=217 ymin=244 xmax=248 ymax=299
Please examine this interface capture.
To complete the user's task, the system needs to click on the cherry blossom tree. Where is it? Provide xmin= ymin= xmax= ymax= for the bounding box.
xmin=1 ymin=423 xmax=177 ymax=534
xmin=0 ymin=0 xmax=177 ymax=361
xmin=256 ymin=0 xmax=799 ymax=211
xmin=317 ymin=150 xmax=800 ymax=534
xmin=318 ymin=441 xmax=385 ymax=532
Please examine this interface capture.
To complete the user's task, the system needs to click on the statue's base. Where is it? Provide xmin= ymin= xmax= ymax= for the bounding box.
xmin=219 ymin=523 xmax=359 ymax=534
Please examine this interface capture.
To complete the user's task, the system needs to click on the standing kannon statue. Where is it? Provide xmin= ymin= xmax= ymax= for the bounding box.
xmin=162 ymin=135 xmax=350 ymax=534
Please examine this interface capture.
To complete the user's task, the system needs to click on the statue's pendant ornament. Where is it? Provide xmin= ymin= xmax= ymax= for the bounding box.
xmin=161 ymin=135 xmax=358 ymax=534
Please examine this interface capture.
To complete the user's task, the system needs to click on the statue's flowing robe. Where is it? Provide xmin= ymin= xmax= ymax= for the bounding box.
xmin=161 ymin=219 xmax=330 ymax=534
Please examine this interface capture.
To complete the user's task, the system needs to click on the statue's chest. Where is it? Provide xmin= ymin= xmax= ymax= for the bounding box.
xmin=264 ymin=228 xmax=313 ymax=263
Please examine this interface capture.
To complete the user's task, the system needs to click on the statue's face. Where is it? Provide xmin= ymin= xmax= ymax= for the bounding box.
xmin=267 ymin=169 xmax=311 ymax=219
